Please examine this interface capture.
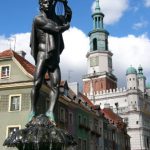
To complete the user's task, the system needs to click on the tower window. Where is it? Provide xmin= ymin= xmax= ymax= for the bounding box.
xmin=101 ymin=83 xmax=103 ymax=89
xmin=108 ymin=57 xmax=112 ymax=68
xmin=93 ymin=38 xmax=97 ymax=51
xmin=98 ymin=17 xmax=100 ymax=28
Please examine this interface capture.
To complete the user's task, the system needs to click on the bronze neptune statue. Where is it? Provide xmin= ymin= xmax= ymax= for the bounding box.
xmin=30 ymin=0 xmax=72 ymax=123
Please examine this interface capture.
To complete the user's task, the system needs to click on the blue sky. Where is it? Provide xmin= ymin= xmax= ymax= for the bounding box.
xmin=0 ymin=0 xmax=150 ymax=88
xmin=0 ymin=0 xmax=149 ymax=37
xmin=0 ymin=0 xmax=93 ymax=36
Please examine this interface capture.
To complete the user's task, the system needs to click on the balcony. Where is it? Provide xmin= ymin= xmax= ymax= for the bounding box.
xmin=79 ymin=123 xmax=90 ymax=131
xmin=91 ymin=129 xmax=101 ymax=137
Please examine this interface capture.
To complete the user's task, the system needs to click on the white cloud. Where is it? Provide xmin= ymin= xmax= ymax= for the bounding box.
xmin=0 ymin=27 xmax=89 ymax=83
xmin=92 ymin=0 xmax=129 ymax=25
xmin=0 ymin=28 xmax=150 ymax=87
xmin=144 ymin=0 xmax=150 ymax=7
xmin=0 ymin=33 xmax=34 ymax=64
xmin=133 ymin=22 xmax=147 ymax=30
xmin=109 ymin=34 xmax=150 ymax=70
xmin=109 ymin=34 xmax=150 ymax=86
xmin=133 ymin=20 xmax=148 ymax=30
xmin=60 ymin=27 xmax=89 ymax=82
xmin=0 ymin=35 xmax=11 ymax=51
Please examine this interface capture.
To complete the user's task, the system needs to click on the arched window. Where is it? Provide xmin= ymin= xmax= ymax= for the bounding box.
xmin=95 ymin=17 xmax=97 ymax=28
xmin=93 ymin=38 xmax=97 ymax=51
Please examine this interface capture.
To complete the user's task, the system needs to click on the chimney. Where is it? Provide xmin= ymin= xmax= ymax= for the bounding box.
xmin=17 ymin=50 xmax=26 ymax=58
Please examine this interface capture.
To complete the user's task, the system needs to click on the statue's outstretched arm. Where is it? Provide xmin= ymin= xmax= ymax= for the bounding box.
xmin=35 ymin=16 xmax=70 ymax=33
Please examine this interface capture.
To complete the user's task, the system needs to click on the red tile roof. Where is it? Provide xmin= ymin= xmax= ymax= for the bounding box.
xmin=101 ymin=108 xmax=126 ymax=130
xmin=0 ymin=49 xmax=14 ymax=58
xmin=0 ymin=49 xmax=35 ymax=76
xmin=79 ymin=92 xmax=94 ymax=107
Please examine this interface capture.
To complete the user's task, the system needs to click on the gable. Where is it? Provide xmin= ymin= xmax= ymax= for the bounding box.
xmin=0 ymin=58 xmax=33 ymax=84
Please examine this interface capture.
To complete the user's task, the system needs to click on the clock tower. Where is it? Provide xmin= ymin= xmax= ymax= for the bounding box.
xmin=83 ymin=0 xmax=117 ymax=98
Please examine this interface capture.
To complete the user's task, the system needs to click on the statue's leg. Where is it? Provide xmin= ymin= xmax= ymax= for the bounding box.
xmin=29 ymin=52 xmax=47 ymax=120
xmin=46 ymin=66 xmax=61 ymax=123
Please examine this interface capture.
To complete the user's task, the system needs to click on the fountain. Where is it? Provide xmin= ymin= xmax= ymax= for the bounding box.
xmin=3 ymin=0 xmax=76 ymax=149
xmin=3 ymin=114 xmax=76 ymax=150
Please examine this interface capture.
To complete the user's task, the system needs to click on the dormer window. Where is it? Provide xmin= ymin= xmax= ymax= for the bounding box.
xmin=0 ymin=65 xmax=10 ymax=79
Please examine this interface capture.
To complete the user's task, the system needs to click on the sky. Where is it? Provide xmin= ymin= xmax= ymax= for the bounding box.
xmin=0 ymin=0 xmax=150 ymax=89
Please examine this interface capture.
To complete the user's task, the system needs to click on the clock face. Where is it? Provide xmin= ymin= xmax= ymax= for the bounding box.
xmin=90 ymin=56 xmax=99 ymax=67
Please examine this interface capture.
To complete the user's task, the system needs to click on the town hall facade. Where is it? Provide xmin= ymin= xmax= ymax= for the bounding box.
xmin=83 ymin=0 xmax=150 ymax=149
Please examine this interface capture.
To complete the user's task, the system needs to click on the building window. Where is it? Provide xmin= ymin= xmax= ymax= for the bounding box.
xmin=69 ymin=112 xmax=73 ymax=125
xmin=60 ymin=107 xmax=65 ymax=123
xmin=84 ymin=117 xmax=87 ymax=127
xmin=147 ymin=137 xmax=149 ymax=148
xmin=95 ymin=17 xmax=97 ymax=29
xmin=136 ymin=121 xmax=139 ymax=124
xmin=82 ymin=140 xmax=87 ymax=150
xmin=6 ymin=125 xmax=21 ymax=138
xmin=94 ymin=119 xmax=98 ymax=132
xmin=108 ymin=57 xmax=112 ymax=68
xmin=78 ymin=138 xmax=82 ymax=150
xmin=124 ymin=117 xmax=128 ymax=126
xmin=9 ymin=95 xmax=21 ymax=112
xmin=0 ymin=65 xmax=10 ymax=79
xmin=78 ymin=115 xmax=82 ymax=125
xmin=97 ymin=17 xmax=100 ymax=28
xmin=101 ymin=83 xmax=103 ymax=89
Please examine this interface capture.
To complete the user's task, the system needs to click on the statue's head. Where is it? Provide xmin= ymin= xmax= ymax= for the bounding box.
xmin=39 ymin=0 xmax=54 ymax=11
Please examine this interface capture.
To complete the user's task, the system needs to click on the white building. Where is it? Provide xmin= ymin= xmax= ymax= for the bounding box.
xmin=83 ymin=0 xmax=150 ymax=149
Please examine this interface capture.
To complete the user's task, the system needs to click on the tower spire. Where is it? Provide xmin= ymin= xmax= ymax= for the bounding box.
xmin=95 ymin=0 xmax=101 ymax=13
xmin=92 ymin=0 xmax=104 ymax=30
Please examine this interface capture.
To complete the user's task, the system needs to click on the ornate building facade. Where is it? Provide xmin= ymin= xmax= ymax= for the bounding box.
xmin=0 ymin=49 xmax=130 ymax=150
xmin=83 ymin=0 xmax=150 ymax=149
